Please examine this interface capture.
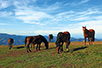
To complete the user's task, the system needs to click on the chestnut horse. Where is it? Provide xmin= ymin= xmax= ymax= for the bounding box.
xmin=8 ymin=38 xmax=14 ymax=50
xmin=56 ymin=31 xmax=70 ymax=53
xmin=48 ymin=34 xmax=53 ymax=42
xmin=25 ymin=35 xmax=48 ymax=53
xmin=82 ymin=26 xmax=95 ymax=45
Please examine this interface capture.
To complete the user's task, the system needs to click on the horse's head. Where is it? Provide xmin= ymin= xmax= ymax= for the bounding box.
xmin=82 ymin=26 xmax=86 ymax=31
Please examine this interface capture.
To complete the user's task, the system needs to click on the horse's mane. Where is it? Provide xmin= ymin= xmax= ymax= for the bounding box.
xmin=63 ymin=31 xmax=68 ymax=34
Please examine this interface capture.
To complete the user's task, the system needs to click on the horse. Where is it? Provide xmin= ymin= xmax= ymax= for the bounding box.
xmin=48 ymin=34 xmax=53 ymax=42
xmin=56 ymin=31 xmax=70 ymax=54
xmin=82 ymin=26 xmax=95 ymax=45
xmin=8 ymin=38 xmax=14 ymax=50
xmin=24 ymin=35 xmax=48 ymax=53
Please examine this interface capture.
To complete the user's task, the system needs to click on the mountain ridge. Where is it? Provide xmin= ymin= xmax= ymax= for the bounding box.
xmin=0 ymin=33 xmax=101 ymax=45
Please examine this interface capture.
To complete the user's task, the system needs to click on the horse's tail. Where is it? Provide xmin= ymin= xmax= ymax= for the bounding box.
xmin=68 ymin=32 xmax=70 ymax=45
xmin=92 ymin=30 xmax=95 ymax=42
xmin=24 ymin=37 xmax=27 ymax=46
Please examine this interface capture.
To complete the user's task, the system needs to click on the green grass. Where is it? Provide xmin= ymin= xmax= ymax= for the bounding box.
xmin=0 ymin=43 xmax=102 ymax=68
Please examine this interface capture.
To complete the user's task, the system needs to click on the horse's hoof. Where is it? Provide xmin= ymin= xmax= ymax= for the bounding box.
xmin=58 ymin=52 xmax=60 ymax=54
xmin=27 ymin=51 xmax=29 ymax=53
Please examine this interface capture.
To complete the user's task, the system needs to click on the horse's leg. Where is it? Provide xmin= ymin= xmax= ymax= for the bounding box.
xmin=36 ymin=44 xmax=38 ymax=51
xmin=90 ymin=38 xmax=92 ymax=45
xmin=28 ymin=44 xmax=31 ymax=52
xmin=84 ymin=37 xmax=86 ymax=45
xmin=26 ymin=44 xmax=29 ymax=53
xmin=30 ymin=44 xmax=32 ymax=48
xmin=88 ymin=37 xmax=90 ymax=45
xmin=38 ymin=44 xmax=41 ymax=50
xmin=11 ymin=43 xmax=13 ymax=49
xmin=56 ymin=42 xmax=60 ymax=54
xmin=66 ymin=42 xmax=69 ymax=52
xmin=32 ymin=44 xmax=35 ymax=49
xmin=9 ymin=43 xmax=11 ymax=50
xmin=57 ymin=46 xmax=60 ymax=54
xmin=60 ymin=42 xmax=63 ymax=52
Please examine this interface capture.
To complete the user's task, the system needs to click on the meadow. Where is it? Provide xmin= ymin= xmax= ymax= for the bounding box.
xmin=0 ymin=41 xmax=102 ymax=68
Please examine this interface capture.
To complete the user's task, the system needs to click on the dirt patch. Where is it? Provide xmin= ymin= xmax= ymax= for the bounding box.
xmin=0 ymin=49 xmax=26 ymax=60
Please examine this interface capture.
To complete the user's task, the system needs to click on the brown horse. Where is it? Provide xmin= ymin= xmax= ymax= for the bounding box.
xmin=56 ymin=31 xmax=70 ymax=53
xmin=25 ymin=35 xmax=48 ymax=53
xmin=82 ymin=26 xmax=95 ymax=45
xmin=8 ymin=38 xmax=14 ymax=50
xmin=48 ymin=34 xmax=53 ymax=42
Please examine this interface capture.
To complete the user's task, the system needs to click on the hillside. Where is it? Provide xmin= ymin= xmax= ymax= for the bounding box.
xmin=0 ymin=33 xmax=102 ymax=45
xmin=0 ymin=42 xmax=102 ymax=68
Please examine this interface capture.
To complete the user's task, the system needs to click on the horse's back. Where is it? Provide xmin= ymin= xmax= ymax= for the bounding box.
xmin=63 ymin=31 xmax=70 ymax=40
xmin=89 ymin=29 xmax=95 ymax=35
xmin=8 ymin=38 xmax=14 ymax=44
xmin=89 ymin=29 xmax=95 ymax=32
xmin=25 ymin=36 xmax=34 ymax=44
xmin=57 ymin=31 xmax=70 ymax=42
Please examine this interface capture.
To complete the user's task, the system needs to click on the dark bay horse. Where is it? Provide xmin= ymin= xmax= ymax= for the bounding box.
xmin=8 ymin=38 xmax=14 ymax=50
xmin=48 ymin=34 xmax=53 ymax=42
xmin=82 ymin=26 xmax=95 ymax=45
xmin=25 ymin=35 xmax=48 ymax=53
xmin=56 ymin=31 xmax=70 ymax=53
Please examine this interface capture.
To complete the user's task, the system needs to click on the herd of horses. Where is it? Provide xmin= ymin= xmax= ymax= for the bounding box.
xmin=8 ymin=26 xmax=95 ymax=54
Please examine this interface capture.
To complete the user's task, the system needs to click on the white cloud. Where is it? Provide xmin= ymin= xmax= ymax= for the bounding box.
xmin=78 ymin=0 xmax=90 ymax=4
xmin=0 ymin=23 xmax=10 ymax=25
xmin=0 ymin=0 xmax=10 ymax=9
xmin=15 ymin=9 xmax=52 ymax=25
xmin=0 ymin=11 xmax=13 ymax=17
xmin=65 ymin=0 xmax=90 ymax=6
xmin=62 ymin=20 xmax=102 ymax=35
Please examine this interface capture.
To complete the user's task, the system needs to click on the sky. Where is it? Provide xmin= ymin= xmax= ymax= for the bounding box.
xmin=0 ymin=0 xmax=102 ymax=38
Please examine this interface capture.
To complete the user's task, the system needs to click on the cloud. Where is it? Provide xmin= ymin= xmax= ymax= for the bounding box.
xmin=78 ymin=0 xmax=90 ymax=4
xmin=0 ymin=0 xmax=10 ymax=9
xmin=65 ymin=0 xmax=90 ymax=6
xmin=15 ymin=8 xmax=52 ymax=25
xmin=62 ymin=20 xmax=102 ymax=35
xmin=0 ymin=0 xmax=102 ymax=37
xmin=0 ymin=23 xmax=10 ymax=25
xmin=0 ymin=11 xmax=13 ymax=17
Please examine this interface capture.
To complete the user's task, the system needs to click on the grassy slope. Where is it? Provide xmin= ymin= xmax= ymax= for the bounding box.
xmin=0 ymin=42 xmax=102 ymax=68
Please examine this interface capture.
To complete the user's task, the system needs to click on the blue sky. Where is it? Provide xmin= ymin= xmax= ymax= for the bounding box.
xmin=0 ymin=0 xmax=102 ymax=38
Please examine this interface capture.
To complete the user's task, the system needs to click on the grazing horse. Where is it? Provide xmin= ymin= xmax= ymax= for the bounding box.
xmin=25 ymin=35 xmax=48 ymax=53
xmin=82 ymin=26 xmax=95 ymax=45
xmin=48 ymin=34 xmax=53 ymax=42
xmin=56 ymin=31 xmax=70 ymax=54
xmin=8 ymin=38 xmax=14 ymax=50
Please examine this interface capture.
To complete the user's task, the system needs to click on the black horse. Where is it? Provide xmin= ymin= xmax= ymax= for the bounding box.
xmin=25 ymin=35 xmax=48 ymax=53
xmin=56 ymin=31 xmax=70 ymax=53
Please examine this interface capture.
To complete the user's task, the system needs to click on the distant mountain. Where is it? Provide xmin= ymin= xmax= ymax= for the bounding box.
xmin=0 ymin=33 xmax=102 ymax=45
xmin=0 ymin=33 xmax=26 ymax=45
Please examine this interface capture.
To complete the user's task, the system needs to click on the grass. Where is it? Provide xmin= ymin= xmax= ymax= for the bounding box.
xmin=0 ymin=42 xmax=102 ymax=68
